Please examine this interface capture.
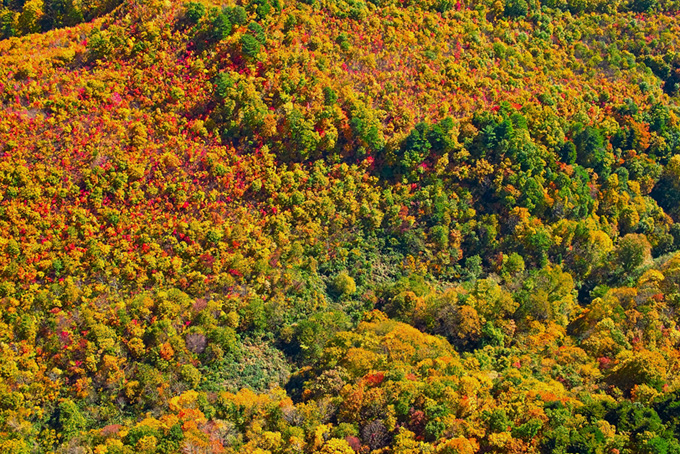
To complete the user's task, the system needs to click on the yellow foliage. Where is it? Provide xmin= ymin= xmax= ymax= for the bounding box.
xmin=319 ymin=438 xmax=356 ymax=454
xmin=136 ymin=435 xmax=157 ymax=453
xmin=638 ymin=269 xmax=665 ymax=287
xmin=393 ymin=428 xmax=434 ymax=454
xmin=435 ymin=436 xmax=479 ymax=454
xmin=313 ymin=424 xmax=333 ymax=450
xmin=169 ymin=390 xmax=199 ymax=412
xmin=488 ymin=431 xmax=512 ymax=449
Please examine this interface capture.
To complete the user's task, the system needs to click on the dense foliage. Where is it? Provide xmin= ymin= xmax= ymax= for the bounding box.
xmin=2 ymin=0 xmax=680 ymax=451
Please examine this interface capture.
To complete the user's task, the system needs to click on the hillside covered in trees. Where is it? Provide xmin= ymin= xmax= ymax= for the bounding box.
xmin=2 ymin=0 xmax=680 ymax=451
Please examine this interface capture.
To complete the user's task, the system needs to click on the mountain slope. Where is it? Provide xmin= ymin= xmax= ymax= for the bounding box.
xmin=2 ymin=0 xmax=680 ymax=452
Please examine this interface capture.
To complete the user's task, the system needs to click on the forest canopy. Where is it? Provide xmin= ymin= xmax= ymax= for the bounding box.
xmin=1 ymin=0 xmax=680 ymax=451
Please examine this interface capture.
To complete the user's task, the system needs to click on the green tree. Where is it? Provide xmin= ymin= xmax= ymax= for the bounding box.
xmin=617 ymin=234 xmax=652 ymax=273
xmin=0 ymin=9 xmax=17 ymax=39
xmin=504 ymin=0 xmax=528 ymax=17
xmin=629 ymin=0 xmax=657 ymax=12
xmin=561 ymin=141 xmax=577 ymax=164
xmin=185 ymin=1 xmax=205 ymax=24
xmin=241 ymin=33 xmax=261 ymax=59
xmin=212 ymin=13 xmax=232 ymax=41
xmin=652 ymin=155 xmax=680 ymax=219
xmin=214 ymin=71 xmax=234 ymax=101
xmin=56 ymin=399 xmax=88 ymax=440
xmin=228 ymin=5 xmax=247 ymax=25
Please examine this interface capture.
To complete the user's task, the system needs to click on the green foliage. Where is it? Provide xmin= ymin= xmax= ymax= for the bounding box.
xmin=629 ymin=0 xmax=658 ymax=11
xmin=504 ymin=0 xmax=529 ymax=17
xmin=228 ymin=6 xmax=248 ymax=25
xmin=55 ymin=400 xmax=88 ymax=440
xmin=240 ymin=33 xmax=261 ymax=59
xmin=211 ymin=13 xmax=232 ymax=41
xmin=249 ymin=0 xmax=272 ymax=19
xmin=184 ymin=2 xmax=205 ymax=24
xmin=331 ymin=271 xmax=357 ymax=297
xmin=616 ymin=233 xmax=651 ymax=273
xmin=214 ymin=71 xmax=234 ymax=101
xmin=3 ymin=0 xmax=680 ymax=451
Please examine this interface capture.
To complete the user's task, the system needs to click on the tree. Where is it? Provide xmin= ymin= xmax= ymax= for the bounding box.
xmin=385 ymin=290 xmax=420 ymax=320
xmin=561 ymin=141 xmax=577 ymax=164
xmin=436 ymin=303 xmax=482 ymax=349
xmin=241 ymin=33 xmax=261 ymax=59
xmin=17 ymin=1 xmax=42 ymax=35
xmin=504 ymin=0 xmax=528 ymax=17
xmin=332 ymin=271 xmax=356 ymax=297
xmin=573 ymin=125 xmax=607 ymax=173
xmin=426 ymin=117 xmax=454 ymax=154
xmin=228 ymin=5 xmax=247 ymax=25
xmin=617 ymin=234 xmax=652 ymax=273
xmin=247 ymin=21 xmax=266 ymax=44
xmin=40 ymin=0 xmax=81 ymax=30
xmin=55 ymin=399 xmax=88 ymax=441
xmin=652 ymin=155 xmax=680 ymax=219
xmin=320 ymin=438 xmax=356 ymax=454
xmin=0 ymin=9 xmax=17 ymax=38
xmin=362 ymin=420 xmax=390 ymax=450
xmin=629 ymin=0 xmax=657 ymax=12
xmin=250 ymin=0 xmax=272 ymax=19
xmin=212 ymin=13 xmax=231 ymax=41
xmin=214 ymin=72 xmax=234 ymax=101
xmin=41 ymin=0 xmax=66 ymax=30
xmin=606 ymin=349 xmax=668 ymax=394
xmin=185 ymin=2 xmax=205 ymax=24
